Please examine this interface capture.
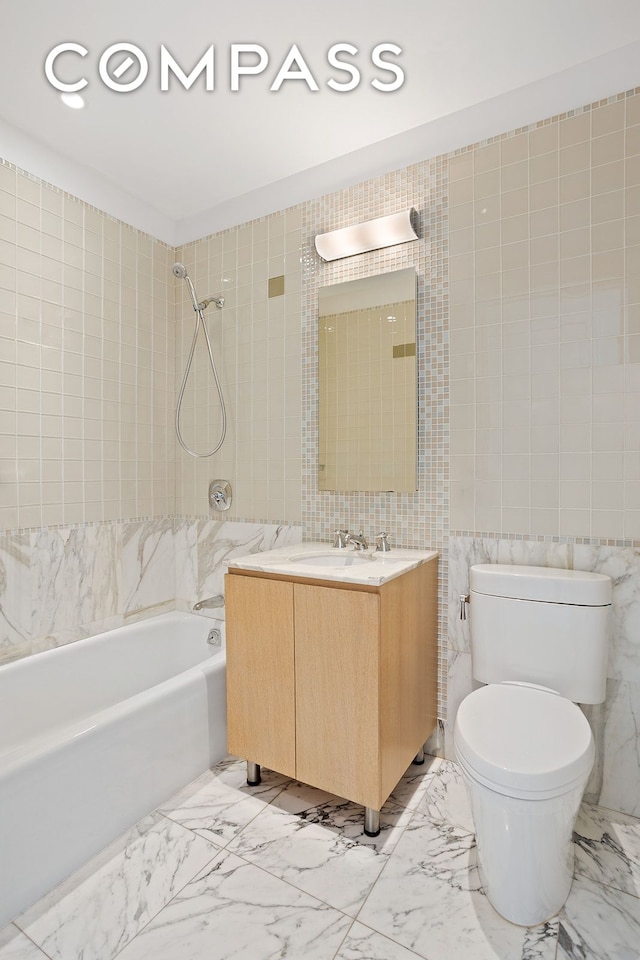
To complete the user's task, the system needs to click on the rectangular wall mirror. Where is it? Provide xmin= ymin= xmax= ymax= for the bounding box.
xmin=318 ymin=267 xmax=417 ymax=492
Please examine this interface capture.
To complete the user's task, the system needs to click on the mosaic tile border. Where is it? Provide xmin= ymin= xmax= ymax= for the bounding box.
xmin=451 ymin=531 xmax=640 ymax=549
xmin=300 ymin=158 xmax=449 ymax=718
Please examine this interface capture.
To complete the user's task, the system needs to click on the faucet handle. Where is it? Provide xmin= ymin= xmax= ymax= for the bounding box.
xmin=333 ymin=528 xmax=349 ymax=549
xmin=375 ymin=532 xmax=391 ymax=553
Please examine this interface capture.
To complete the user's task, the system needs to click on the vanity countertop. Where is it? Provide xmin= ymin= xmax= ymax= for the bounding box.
xmin=225 ymin=541 xmax=438 ymax=587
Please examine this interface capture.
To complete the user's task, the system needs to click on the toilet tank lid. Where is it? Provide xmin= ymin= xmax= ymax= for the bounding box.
xmin=470 ymin=564 xmax=612 ymax=606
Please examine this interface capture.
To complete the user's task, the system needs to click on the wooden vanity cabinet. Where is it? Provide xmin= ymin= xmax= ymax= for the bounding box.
xmin=225 ymin=557 xmax=438 ymax=811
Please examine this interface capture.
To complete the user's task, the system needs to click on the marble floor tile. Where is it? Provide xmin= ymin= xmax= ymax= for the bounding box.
xmin=269 ymin=778 xmax=344 ymax=815
xmin=158 ymin=756 xmax=291 ymax=847
xmin=573 ymin=801 xmax=640 ymax=900
xmin=0 ymin=927 xmax=47 ymax=960
xmin=227 ymin=795 xmax=412 ymax=916
xmin=114 ymin=849 xmax=352 ymax=960
xmin=335 ymin=922 xmax=425 ymax=959
xmin=359 ymin=812 xmax=559 ymax=960
xmin=386 ymin=754 xmax=445 ymax=811
xmin=558 ymin=874 xmax=640 ymax=959
xmin=14 ymin=813 xmax=218 ymax=960
xmin=417 ymin=758 xmax=475 ymax=833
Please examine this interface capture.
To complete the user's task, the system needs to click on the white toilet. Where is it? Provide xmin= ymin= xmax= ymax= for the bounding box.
xmin=454 ymin=563 xmax=612 ymax=926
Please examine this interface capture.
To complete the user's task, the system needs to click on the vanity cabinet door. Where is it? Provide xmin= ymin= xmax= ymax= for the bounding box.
xmin=225 ymin=574 xmax=296 ymax=779
xmin=294 ymin=583 xmax=381 ymax=808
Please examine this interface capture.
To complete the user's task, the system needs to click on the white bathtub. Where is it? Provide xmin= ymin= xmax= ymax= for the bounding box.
xmin=0 ymin=611 xmax=227 ymax=927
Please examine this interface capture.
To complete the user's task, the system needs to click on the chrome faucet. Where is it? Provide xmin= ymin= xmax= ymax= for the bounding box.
xmin=193 ymin=594 xmax=224 ymax=611
xmin=346 ymin=529 xmax=369 ymax=551
xmin=333 ymin=528 xmax=349 ymax=549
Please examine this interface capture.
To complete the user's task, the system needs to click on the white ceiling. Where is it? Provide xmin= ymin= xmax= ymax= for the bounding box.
xmin=1 ymin=0 xmax=640 ymax=245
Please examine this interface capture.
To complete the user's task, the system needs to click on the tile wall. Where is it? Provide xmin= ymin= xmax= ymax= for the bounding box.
xmin=173 ymin=211 xmax=303 ymax=524
xmin=0 ymin=162 xmax=175 ymax=529
xmin=449 ymin=91 xmax=640 ymax=540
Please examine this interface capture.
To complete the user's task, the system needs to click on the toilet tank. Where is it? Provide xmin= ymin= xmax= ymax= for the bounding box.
xmin=469 ymin=564 xmax=612 ymax=704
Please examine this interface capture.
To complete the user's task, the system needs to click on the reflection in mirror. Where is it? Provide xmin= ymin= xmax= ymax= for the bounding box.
xmin=318 ymin=267 xmax=417 ymax=492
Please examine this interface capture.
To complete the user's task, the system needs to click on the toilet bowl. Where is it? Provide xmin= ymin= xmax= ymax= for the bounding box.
xmin=454 ymin=564 xmax=611 ymax=926
xmin=455 ymin=681 xmax=594 ymax=926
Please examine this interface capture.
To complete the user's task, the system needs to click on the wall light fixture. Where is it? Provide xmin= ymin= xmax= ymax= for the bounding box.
xmin=315 ymin=208 xmax=419 ymax=261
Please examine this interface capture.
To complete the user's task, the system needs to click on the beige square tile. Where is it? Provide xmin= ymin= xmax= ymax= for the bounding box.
xmin=627 ymin=94 xmax=640 ymax=127
xmin=593 ymin=100 xmax=625 ymax=137
xmin=474 ymin=196 xmax=501 ymax=222
xmin=592 ymin=249 xmax=624 ymax=281
xmin=530 ymin=151 xmax=558 ymax=183
xmin=501 ymin=214 xmax=529 ymax=244
xmin=626 ymin=184 xmax=640 ymax=217
xmin=530 ymin=179 xmax=558 ymax=211
xmin=449 ymin=227 xmax=473 ymax=256
xmin=592 ymin=130 xmax=624 ymax=167
xmin=474 ymin=142 xmax=500 ymax=173
xmin=559 ymin=170 xmax=591 ymax=204
xmin=450 ymin=202 xmax=474 ymax=230
xmin=628 ymin=214 xmax=640 ymax=245
xmin=531 ymin=235 xmax=558 ymax=264
xmin=530 ymin=124 xmax=559 ymax=157
xmin=501 ymin=240 xmax=529 ymax=271
xmin=591 ymin=191 xmax=624 ymax=224
xmin=591 ymin=509 xmax=624 ymax=538
xmin=501 ymin=135 xmax=529 ymax=165
xmin=530 ymin=206 xmax=559 ymax=237
xmin=559 ymin=509 xmax=590 ymax=537
xmin=474 ymin=220 xmax=501 ymax=248
xmin=501 ymin=160 xmax=528 ymax=192
xmin=475 ymin=169 xmax=500 ymax=199
xmin=560 ymin=227 xmax=590 ymax=260
xmin=450 ymin=177 xmax=473 ymax=206
xmin=450 ymin=252 xmax=474 ymax=280
xmin=626 ymin=154 xmax=640 ymax=187
xmin=560 ymin=142 xmax=591 ymax=176
xmin=449 ymin=152 xmax=474 ymax=181
xmin=626 ymin=123 xmax=640 ymax=157
xmin=559 ymin=112 xmax=591 ymax=148
xmin=592 ymin=219 xmax=624 ymax=253
xmin=474 ymin=246 xmax=500 ymax=276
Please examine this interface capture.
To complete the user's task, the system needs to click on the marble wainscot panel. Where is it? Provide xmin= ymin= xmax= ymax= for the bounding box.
xmin=121 ymin=519 xmax=175 ymax=618
xmin=175 ymin=520 xmax=302 ymax=616
xmin=0 ymin=533 xmax=31 ymax=664
xmin=30 ymin=525 xmax=120 ymax=651
xmin=446 ymin=535 xmax=640 ymax=819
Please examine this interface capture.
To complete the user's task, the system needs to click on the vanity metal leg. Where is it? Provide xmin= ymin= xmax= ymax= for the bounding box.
xmin=364 ymin=807 xmax=380 ymax=837
xmin=413 ymin=746 xmax=425 ymax=765
xmin=246 ymin=761 xmax=261 ymax=786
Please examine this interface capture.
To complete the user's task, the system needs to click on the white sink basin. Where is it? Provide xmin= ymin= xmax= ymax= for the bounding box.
xmin=290 ymin=552 xmax=375 ymax=567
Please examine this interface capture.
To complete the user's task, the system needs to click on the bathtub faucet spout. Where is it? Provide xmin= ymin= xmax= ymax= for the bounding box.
xmin=193 ymin=595 xmax=224 ymax=611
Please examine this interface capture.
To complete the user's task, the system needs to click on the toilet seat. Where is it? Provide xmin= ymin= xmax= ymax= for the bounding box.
xmin=454 ymin=681 xmax=594 ymax=800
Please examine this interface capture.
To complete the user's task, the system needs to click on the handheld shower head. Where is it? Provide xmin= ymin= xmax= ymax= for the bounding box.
xmin=172 ymin=262 xmax=188 ymax=279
